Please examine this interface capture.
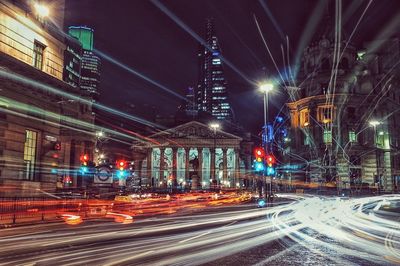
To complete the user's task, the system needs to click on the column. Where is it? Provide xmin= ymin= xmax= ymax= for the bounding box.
xmin=222 ymin=148 xmax=228 ymax=185
xmin=135 ymin=160 xmax=143 ymax=186
xmin=235 ymin=148 xmax=240 ymax=187
xmin=159 ymin=147 xmax=165 ymax=187
xmin=134 ymin=159 xmax=142 ymax=178
xmin=147 ymin=148 xmax=153 ymax=187
xmin=172 ymin=147 xmax=178 ymax=188
xmin=185 ymin=147 xmax=190 ymax=181
xmin=196 ymin=147 xmax=203 ymax=189
xmin=210 ymin=148 xmax=216 ymax=188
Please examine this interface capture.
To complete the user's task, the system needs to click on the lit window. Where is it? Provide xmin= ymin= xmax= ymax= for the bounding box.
xmin=304 ymin=134 xmax=311 ymax=146
xmin=33 ymin=41 xmax=45 ymax=70
xmin=318 ymin=106 xmax=334 ymax=123
xmin=24 ymin=130 xmax=38 ymax=180
xmin=300 ymin=109 xmax=310 ymax=127
xmin=376 ymin=131 xmax=385 ymax=147
xmin=212 ymin=58 xmax=221 ymax=65
xmin=349 ymin=131 xmax=357 ymax=143
xmin=323 ymin=130 xmax=332 ymax=144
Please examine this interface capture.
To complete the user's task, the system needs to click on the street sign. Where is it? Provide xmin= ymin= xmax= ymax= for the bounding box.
xmin=94 ymin=167 xmax=112 ymax=184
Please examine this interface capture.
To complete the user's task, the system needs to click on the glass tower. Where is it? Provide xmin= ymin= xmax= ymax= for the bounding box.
xmin=68 ymin=26 xmax=100 ymax=98
xmin=197 ymin=19 xmax=232 ymax=121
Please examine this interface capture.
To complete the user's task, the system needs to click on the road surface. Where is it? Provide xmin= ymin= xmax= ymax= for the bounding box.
xmin=0 ymin=194 xmax=399 ymax=265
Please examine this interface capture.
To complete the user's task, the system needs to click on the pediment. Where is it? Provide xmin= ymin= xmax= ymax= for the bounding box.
xmin=150 ymin=121 xmax=242 ymax=140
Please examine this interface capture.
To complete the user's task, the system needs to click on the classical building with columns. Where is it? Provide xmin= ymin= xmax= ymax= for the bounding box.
xmin=132 ymin=121 xmax=252 ymax=190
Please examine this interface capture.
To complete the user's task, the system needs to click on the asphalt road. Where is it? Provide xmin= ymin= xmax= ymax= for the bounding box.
xmin=0 ymin=194 xmax=399 ymax=266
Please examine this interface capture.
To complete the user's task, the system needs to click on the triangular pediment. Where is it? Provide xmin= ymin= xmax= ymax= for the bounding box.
xmin=150 ymin=121 xmax=242 ymax=140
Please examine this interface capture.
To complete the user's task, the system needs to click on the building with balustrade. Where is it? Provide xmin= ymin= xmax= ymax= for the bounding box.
xmin=285 ymin=23 xmax=400 ymax=192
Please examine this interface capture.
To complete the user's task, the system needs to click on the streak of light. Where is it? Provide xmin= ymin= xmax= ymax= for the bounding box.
xmin=94 ymin=49 xmax=187 ymax=101
xmin=1 ymin=195 xmax=399 ymax=265
xmin=0 ymin=69 xmax=163 ymax=131
xmin=257 ymin=0 xmax=285 ymax=41
xmin=150 ymin=0 xmax=253 ymax=85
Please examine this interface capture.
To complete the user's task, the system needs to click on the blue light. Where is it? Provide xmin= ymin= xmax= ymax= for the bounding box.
xmin=255 ymin=162 xmax=265 ymax=171
xmin=51 ymin=169 xmax=57 ymax=174
xmin=276 ymin=116 xmax=284 ymax=123
xmin=257 ymin=198 xmax=266 ymax=207
xmin=117 ymin=170 xmax=127 ymax=179
xmin=212 ymin=52 xmax=219 ymax=56
xmin=266 ymin=166 xmax=275 ymax=176
xmin=80 ymin=166 xmax=88 ymax=174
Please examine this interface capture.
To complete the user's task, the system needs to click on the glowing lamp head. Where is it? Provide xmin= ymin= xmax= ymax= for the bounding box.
xmin=259 ymin=83 xmax=273 ymax=93
xmin=34 ymin=3 xmax=49 ymax=17
xmin=369 ymin=120 xmax=381 ymax=127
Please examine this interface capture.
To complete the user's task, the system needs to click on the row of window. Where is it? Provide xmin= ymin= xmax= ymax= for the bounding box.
xmin=304 ymin=130 xmax=358 ymax=145
xmin=299 ymin=105 xmax=335 ymax=127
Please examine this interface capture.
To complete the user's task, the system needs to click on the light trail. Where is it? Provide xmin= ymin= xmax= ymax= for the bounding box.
xmin=94 ymin=49 xmax=187 ymax=102
xmin=150 ymin=0 xmax=253 ymax=85
xmin=0 ymin=194 xmax=398 ymax=265
xmin=0 ymin=69 xmax=163 ymax=130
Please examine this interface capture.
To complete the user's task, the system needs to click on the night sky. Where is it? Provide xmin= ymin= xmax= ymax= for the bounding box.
xmin=64 ymin=0 xmax=400 ymax=134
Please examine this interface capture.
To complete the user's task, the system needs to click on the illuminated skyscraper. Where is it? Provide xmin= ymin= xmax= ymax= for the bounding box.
xmin=68 ymin=26 xmax=101 ymax=98
xmin=197 ymin=18 xmax=232 ymax=121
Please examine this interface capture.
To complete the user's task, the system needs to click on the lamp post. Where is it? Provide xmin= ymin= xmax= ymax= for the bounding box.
xmin=210 ymin=123 xmax=220 ymax=191
xmin=259 ymin=82 xmax=273 ymax=198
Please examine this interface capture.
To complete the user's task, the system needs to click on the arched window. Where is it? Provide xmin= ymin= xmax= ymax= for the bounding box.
xmin=321 ymin=58 xmax=330 ymax=70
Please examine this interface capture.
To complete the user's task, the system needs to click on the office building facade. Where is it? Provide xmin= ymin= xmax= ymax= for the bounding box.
xmin=197 ymin=19 xmax=232 ymax=121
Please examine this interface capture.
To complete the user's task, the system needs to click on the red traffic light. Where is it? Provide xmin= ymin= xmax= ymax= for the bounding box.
xmin=80 ymin=154 xmax=89 ymax=165
xmin=116 ymin=160 xmax=127 ymax=171
xmin=53 ymin=141 xmax=61 ymax=151
xmin=266 ymin=155 xmax=275 ymax=166
xmin=254 ymin=147 xmax=265 ymax=160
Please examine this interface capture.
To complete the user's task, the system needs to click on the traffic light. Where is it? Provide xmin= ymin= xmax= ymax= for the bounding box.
xmin=53 ymin=141 xmax=61 ymax=151
xmin=265 ymin=154 xmax=276 ymax=176
xmin=116 ymin=159 xmax=128 ymax=180
xmin=79 ymin=154 xmax=89 ymax=174
xmin=253 ymin=147 xmax=265 ymax=172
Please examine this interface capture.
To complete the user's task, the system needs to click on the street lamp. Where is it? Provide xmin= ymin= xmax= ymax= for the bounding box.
xmin=210 ymin=123 xmax=220 ymax=190
xmin=34 ymin=3 xmax=49 ymax=18
xmin=369 ymin=120 xmax=381 ymax=127
xmin=259 ymin=82 xmax=274 ymax=151
xmin=259 ymin=82 xmax=274 ymax=197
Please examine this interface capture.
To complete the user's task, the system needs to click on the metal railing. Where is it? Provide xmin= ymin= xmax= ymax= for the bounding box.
xmin=0 ymin=197 xmax=110 ymax=225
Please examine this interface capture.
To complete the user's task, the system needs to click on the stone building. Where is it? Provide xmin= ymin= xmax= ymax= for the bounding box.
xmin=285 ymin=27 xmax=400 ymax=192
xmin=0 ymin=1 xmax=94 ymax=196
xmin=132 ymin=121 xmax=253 ymax=190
